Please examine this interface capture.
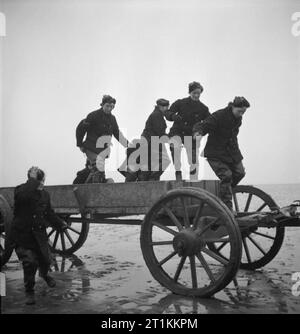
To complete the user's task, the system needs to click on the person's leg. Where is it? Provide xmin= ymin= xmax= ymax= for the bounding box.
xmin=73 ymin=165 xmax=91 ymax=184
xmin=37 ymin=247 xmax=56 ymax=288
xmin=231 ymin=161 xmax=246 ymax=187
xmin=85 ymin=150 xmax=106 ymax=183
xmin=169 ymin=137 xmax=183 ymax=180
xmin=208 ymin=159 xmax=234 ymax=210
xmin=149 ymin=143 xmax=171 ymax=181
xmin=15 ymin=247 xmax=39 ymax=304
xmin=185 ymin=138 xmax=200 ymax=181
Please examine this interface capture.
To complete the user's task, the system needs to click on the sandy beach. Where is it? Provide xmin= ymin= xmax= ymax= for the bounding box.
xmin=1 ymin=218 xmax=300 ymax=314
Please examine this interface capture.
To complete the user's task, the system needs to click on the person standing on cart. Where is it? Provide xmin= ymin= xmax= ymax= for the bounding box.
xmin=166 ymin=81 xmax=210 ymax=181
xmin=76 ymin=95 xmax=129 ymax=183
xmin=193 ymin=96 xmax=250 ymax=211
xmin=9 ymin=167 xmax=67 ymax=305
xmin=121 ymin=99 xmax=171 ymax=182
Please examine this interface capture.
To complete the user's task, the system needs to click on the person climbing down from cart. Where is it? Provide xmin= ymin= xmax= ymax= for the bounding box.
xmin=120 ymin=99 xmax=171 ymax=182
xmin=165 ymin=81 xmax=210 ymax=181
xmin=9 ymin=167 xmax=67 ymax=305
xmin=193 ymin=96 xmax=250 ymax=211
xmin=76 ymin=95 xmax=129 ymax=183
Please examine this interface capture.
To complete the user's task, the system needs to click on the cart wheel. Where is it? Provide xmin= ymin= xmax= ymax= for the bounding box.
xmin=140 ymin=187 xmax=242 ymax=297
xmin=208 ymin=185 xmax=284 ymax=270
xmin=47 ymin=214 xmax=90 ymax=255
xmin=0 ymin=195 xmax=14 ymax=266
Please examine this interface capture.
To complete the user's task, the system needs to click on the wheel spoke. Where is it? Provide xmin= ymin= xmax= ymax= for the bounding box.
xmin=201 ymin=247 xmax=229 ymax=266
xmin=256 ymin=202 xmax=267 ymax=212
xmin=61 ymin=258 xmax=65 ymax=272
xmin=242 ymin=238 xmax=252 ymax=263
xmin=189 ymin=255 xmax=198 ymax=288
xmin=252 ymin=231 xmax=275 ymax=240
xmin=162 ymin=205 xmax=183 ymax=231
xmin=153 ymin=222 xmax=178 ymax=236
xmin=180 ymin=197 xmax=190 ymax=228
xmin=158 ymin=250 xmax=177 ymax=266
xmin=216 ymin=241 xmax=229 ymax=252
xmin=64 ymin=230 xmax=75 ymax=246
xmin=60 ymin=232 xmax=66 ymax=251
xmin=196 ymin=252 xmax=216 ymax=283
xmin=244 ymin=194 xmax=253 ymax=212
xmin=66 ymin=226 xmax=81 ymax=235
xmin=52 ymin=231 xmax=59 ymax=249
xmin=198 ymin=218 xmax=221 ymax=237
xmin=47 ymin=228 xmax=56 ymax=238
xmin=174 ymin=256 xmax=187 ymax=282
xmin=247 ymin=235 xmax=266 ymax=255
xmin=233 ymin=193 xmax=240 ymax=212
xmin=150 ymin=240 xmax=173 ymax=246
xmin=192 ymin=201 xmax=204 ymax=229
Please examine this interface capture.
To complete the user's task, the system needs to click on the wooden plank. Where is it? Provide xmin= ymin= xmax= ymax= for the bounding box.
xmin=0 ymin=180 xmax=220 ymax=215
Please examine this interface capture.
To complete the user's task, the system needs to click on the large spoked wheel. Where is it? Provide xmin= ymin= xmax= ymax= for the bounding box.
xmin=208 ymin=185 xmax=285 ymax=270
xmin=140 ymin=187 xmax=242 ymax=297
xmin=47 ymin=214 xmax=90 ymax=255
xmin=0 ymin=195 xmax=14 ymax=267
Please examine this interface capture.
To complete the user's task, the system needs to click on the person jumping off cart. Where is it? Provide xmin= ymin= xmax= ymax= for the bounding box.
xmin=124 ymin=98 xmax=171 ymax=182
xmin=76 ymin=95 xmax=129 ymax=183
xmin=9 ymin=167 xmax=67 ymax=305
xmin=166 ymin=81 xmax=210 ymax=181
xmin=193 ymin=96 xmax=250 ymax=211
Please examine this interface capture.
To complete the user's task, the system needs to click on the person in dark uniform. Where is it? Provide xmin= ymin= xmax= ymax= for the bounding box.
xmin=166 ymin=81 xmax=210 ymax=181
xmin=193 ymin=96 xmax=250 ymax=211
xmin=76 ymin=95 xmax=129 ymax=183
xmin=139 ymin=98 xmax=171 ymax=181
xmin=121 ymin=99 xmax=171 ymax=182
xmin=10 ymin=167 xmax=67 ymax=305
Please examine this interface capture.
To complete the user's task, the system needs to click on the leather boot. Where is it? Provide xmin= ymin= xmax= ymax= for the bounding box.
xmin=25 ymin=292 xmax=36 ymax=305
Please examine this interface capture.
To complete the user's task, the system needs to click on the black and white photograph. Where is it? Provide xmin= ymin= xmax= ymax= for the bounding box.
xmin=0 ymin=0 xmax=300 ymax=317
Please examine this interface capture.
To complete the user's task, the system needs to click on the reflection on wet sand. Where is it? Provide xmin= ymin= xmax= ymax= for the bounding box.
xmin=1 ymin=224 xmax=300 ymax=314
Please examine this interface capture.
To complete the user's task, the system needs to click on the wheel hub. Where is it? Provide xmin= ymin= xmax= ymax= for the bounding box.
xmin=173 ymin=228 xmax=204 ymax=256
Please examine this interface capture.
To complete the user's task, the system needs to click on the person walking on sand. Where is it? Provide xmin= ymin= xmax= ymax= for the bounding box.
xmin=9 ymin=167 xmax=67 ymax=305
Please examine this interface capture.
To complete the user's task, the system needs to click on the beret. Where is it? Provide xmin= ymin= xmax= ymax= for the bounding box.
xmin=156 ymin=98 xmax=170 ymax=107
xmin=232 ymin=96 xmax=250 ymax=108
xmin=188 ymin=81 xmax=203 ymax=93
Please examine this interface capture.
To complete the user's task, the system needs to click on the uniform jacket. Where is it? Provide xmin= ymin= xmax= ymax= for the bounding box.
xmin=10 ymin=178 xmax=64 ymax=262
xmin=141 ymin=107 xmax=167 ymax=141
xmin=194 ymin=105 xmax=243 ymax=164
xmin=166 ymin=97 xmax=210 ymax=137
xmin=76 ymin=108 xmax=128 ymax=154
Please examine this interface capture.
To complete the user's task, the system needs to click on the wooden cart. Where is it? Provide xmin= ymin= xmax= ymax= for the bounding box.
xmin=1 ymin=180 xmax=299 ymax=297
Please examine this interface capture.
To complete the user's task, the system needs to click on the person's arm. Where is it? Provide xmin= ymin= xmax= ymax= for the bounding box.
xmin=193 ymin=113 xmax=218 ymax=137
xmin=165 ymin=100 xmax=182 ymax=122
xmin=44 ymin=193 xmax=67 ymax=230
xmin=76 ymin=113 xmax=95 ymax=148
xmin=112 ymin=116 xmax=129 ymax=147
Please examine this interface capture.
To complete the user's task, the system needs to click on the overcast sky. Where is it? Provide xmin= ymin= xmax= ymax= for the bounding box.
xmin=0 ymin=0 xmax=299 ymax=186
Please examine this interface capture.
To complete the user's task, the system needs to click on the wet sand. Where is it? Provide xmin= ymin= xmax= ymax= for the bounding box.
xmin=1 ymin=222 xmax=300 ymax=314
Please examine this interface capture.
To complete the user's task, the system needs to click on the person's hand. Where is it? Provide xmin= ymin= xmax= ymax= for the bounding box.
xmin=28 ymin=166 xmax=40 ymax=179
xmin=172 ymin=114 xmax=182 ymax=122
xmin=79 ymin=147 xmax=86 ymax=153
